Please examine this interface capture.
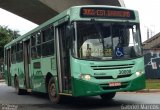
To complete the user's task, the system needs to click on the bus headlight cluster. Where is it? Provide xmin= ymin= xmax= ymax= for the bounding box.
xmin=80 ymin=74 xmax=91 ymax=80
xmin=136 ymin=70 xmax=144 ymax=77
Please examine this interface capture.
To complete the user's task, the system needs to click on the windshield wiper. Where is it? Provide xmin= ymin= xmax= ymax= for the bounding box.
xmin=95 ymin=24 xmax=103 ymax=43
xmin=91 ymin=19 xmax=104 ymax=43
xmin=92 ymin=21 xmax=105 ymax=56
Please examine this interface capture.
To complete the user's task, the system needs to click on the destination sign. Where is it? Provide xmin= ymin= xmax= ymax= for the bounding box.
xmin=80 ymin=7 xmax=135 ymax=20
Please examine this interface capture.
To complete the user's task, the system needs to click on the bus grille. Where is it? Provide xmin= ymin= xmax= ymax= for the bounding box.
xmin=91 ymin=64 xmax=134 ymax=70
xmin=100 ymin=82 xmax=129 ymax=90
xmin=94 ymin=74 xmax=132 ymax=79
xmin=94 ymin=76 xmax=113 ymax=79
xmin=117 ymin=74 xmax=132 ymax=78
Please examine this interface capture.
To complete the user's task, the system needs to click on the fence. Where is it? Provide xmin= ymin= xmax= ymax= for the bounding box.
xmin=144 ymin=49 xmax=160 ymax=79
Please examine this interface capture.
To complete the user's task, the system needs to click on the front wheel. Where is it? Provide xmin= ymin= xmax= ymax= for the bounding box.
xmin=100 ymin=92 xmax=116 ymax=100
xmin=48 ymin=77 xmax=61 ymax=104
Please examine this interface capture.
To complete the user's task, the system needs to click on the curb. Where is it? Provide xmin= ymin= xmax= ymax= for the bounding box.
xmin=0 ymin=79 xmax=5 ymax=82
xmin=137 ymin=89 xmax=160 ymax=93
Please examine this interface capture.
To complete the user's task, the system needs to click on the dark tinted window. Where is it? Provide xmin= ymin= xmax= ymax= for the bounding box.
xmin=31 ymin=32 xmax=42 ymax=59
xmin=16 ymin=42 xmax=23 ymax=62
xmin=42 ymin=27 xmax=54 ymax=42
xmin=31 ymin=35 xmax=36 ymax=46
xmin=42 ymin=27 xmax=54 ymax=57
xmin=11 ymin=44 xmax=16 ymax=64
xmin=37 ymin=32 xmax=41 ymax=44
xmin=42 ymin=40 xmax=54 ymax=56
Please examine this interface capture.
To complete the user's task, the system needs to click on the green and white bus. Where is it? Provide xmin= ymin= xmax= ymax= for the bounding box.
xmin=4 ymin=5 xmax=145 ymax=103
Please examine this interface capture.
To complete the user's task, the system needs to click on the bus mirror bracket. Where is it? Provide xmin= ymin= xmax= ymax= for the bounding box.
xmin=66 ymin=24 xmax=74 ymax=48
xmin=66 ymin=24 xmax=74 ymax=37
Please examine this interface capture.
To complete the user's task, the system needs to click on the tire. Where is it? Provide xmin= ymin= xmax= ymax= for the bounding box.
xmin=14 ymin=77 xmax=24 ymax=95
xmin=100 ymin=92 xmax=116 ymax=100
xmin=48 ymin=77 xmax=61 ymax=104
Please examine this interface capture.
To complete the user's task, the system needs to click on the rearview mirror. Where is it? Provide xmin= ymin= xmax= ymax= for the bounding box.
xmin=66 ymin=24 xmax=74 ymax=38
xmin=66 ymin=24 xmax=74 ymax=48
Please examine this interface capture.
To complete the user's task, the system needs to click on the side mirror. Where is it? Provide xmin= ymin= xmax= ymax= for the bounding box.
xmin=66 ymin=24 xmax=74 ymax=38
xmin=66 ymin=24 xmax=74 ymax=48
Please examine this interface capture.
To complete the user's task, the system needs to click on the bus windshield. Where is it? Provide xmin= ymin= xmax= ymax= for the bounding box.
xmin=73 ymin=21 xmax=142 ymax=60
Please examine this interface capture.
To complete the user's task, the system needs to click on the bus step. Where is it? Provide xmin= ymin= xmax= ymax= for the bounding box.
xmin=27 ymin=89 xmax=32 ymax=92
xmin=59 ymin=93 xmax=72 ymax=96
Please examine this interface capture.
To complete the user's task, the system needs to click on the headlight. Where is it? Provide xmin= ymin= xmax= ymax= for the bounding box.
xmin=80 ymin=74 xmax=91 ymax=80
xmin=136 ymin=70 xmax=144 ymax=77
xmin=84 ymin=75 xmax=91 ymax=80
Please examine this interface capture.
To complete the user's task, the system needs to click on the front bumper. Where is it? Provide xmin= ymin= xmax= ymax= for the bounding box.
xmin=72 ymin=74 xmax=145 ymax=96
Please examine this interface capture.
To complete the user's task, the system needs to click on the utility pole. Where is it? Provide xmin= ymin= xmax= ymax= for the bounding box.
xmin=147 ymin=28 xmax=150 ymax=40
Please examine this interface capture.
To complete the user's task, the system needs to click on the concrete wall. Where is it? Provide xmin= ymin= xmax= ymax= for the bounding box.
xmin=0 ymin=0 xmax=125 ymax=24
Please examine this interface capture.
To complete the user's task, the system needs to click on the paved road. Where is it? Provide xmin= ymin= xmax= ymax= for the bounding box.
xmin=0 ymin=82 xmax=160 ymax=110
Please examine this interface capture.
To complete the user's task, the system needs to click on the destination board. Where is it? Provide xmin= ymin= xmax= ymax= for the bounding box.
xmin=80 ymin=7 xmax=135 ymax=20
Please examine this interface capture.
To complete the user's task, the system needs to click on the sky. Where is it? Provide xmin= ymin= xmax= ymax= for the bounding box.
xmin=0 ymin=0 xmax=160 ymax=42
xmin=0 ymin=8 xmax=38 ymax=35
xmin=124 ymin=0 xmax=160 ymax=41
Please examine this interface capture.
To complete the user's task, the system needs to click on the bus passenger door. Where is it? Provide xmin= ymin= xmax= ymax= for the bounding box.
xmin=56 ymin=22 xmax=72 ymax=94
xmin=6 ymin=49 xmax=11 ymax=86
xmin=23 ymin=40 xmax=31 ymax=90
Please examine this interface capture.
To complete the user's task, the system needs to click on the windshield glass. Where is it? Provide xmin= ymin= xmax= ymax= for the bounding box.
xmin=73 ymin=21 xmax=142 ymax=60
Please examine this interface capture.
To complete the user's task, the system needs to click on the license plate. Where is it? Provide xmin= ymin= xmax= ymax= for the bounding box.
xmin=109 ymin=82 xmax=121 ymax=87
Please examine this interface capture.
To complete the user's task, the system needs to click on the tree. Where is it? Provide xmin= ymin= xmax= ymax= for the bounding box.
xmin=0 ymin=26 xmax=20 ymax=58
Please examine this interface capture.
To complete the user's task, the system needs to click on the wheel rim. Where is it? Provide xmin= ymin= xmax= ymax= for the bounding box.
xmin=49 ymin=83 xmax=56 ymax=98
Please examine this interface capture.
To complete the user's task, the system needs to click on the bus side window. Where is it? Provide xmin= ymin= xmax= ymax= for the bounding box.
xmin=16 ymin=42 xmax=23 ymax=62
xmin=31 ymin=33 xmax=42 ymax=59
xmin=31 ymin=35 xmax=36 ymax=46
xmin=11 ymin=44 xmax=16 ymax=64
xmin=31 ymin=47 xmax=37 ymax=59
xmin=31 ymin=35 xmax=38 ymax=59
xmin=36 ymin=32 xmax=42 ymax=58
xmin=42 ymin=26 xmax=54 ymax=57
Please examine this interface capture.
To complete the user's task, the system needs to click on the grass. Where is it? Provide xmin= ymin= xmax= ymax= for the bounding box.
xmin=145 ymin=79 xmax=160 ymax=89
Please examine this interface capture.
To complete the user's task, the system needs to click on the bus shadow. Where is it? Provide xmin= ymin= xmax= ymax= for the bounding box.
xmin=60 ymin=96 xmax=137 ymax=109
xmin=26 ymin=93 xmax=138 ymax=109
xmin=30 ymin=92 xmax=49 ymax=98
